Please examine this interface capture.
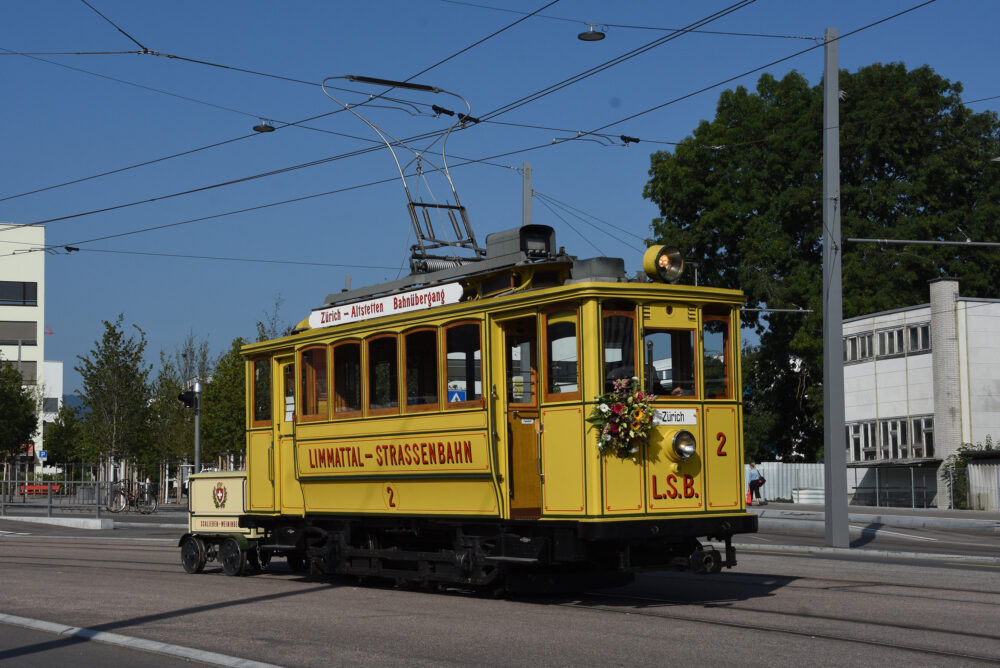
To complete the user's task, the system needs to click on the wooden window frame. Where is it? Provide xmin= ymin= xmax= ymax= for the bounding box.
xmin=702 ymin=312 xmax=732 ymax=400
xmin=601 ymin=304 xmax=638 ymax=394
xmin=366 ymin=334 xmax=400 ymax=416
xmin=250 ymin=356 xmax=272 ymax=428
xmin=542 ymin=308 xmax=581 ymax=403
xmin=403 ymin=327 xmax=440 ymax=414
xmin=331 ymin=340 xmax=363 ymax=419
xmin=443 ymin=320 xmax=483 ymax=410
xmin=298 ymin=345 xmax=329 ymax=423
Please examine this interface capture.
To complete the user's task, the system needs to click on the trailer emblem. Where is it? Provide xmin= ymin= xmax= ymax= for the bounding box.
xmin=213 ymin=482 xmax=228 ymax=509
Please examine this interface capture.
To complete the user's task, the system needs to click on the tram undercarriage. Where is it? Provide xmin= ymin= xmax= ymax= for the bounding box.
xmin=193 ymin=513 xmax=758 ymax=592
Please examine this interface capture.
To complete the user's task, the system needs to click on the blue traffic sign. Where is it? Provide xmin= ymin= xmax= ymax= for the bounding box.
xmin=448 ymin=391 xmax=466 ymax=402
xmin=38 ymin=450 xmax=47 ymax=461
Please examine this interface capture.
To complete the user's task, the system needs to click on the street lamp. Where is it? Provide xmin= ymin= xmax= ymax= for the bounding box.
xmin=578 ymin=24 xmax=606 ymax=41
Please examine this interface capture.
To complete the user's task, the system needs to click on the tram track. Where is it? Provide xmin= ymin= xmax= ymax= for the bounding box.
xmin=558 ymin=580 xmax=1000 ymax=664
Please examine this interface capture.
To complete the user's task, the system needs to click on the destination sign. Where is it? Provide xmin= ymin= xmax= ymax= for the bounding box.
xmin=308 ymin=282 xmax=464 ymax=330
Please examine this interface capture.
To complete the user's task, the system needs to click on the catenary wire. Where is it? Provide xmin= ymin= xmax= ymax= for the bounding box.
xmin=6 ymin=0 xmax=944 ymax=246
xmin=0 ymin=0 xmax=557 ymax=205
xmin=439 ymin=0 xmax=818 ymax=40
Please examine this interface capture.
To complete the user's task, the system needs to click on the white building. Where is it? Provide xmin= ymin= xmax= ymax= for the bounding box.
xmin=0 ymin=223 xmax=57 ymax=467
xmin=843 ymin=279 xmax=1000 ymax=507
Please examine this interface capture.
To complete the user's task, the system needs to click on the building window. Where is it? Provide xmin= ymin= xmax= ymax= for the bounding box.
xmin=907 ymin=324 xmax=931 ymax=353
xmin=879 ymin=418 xmax=909 ymax=459
xmin=877 ymin=328 xmax=905 ymax=357
xmin=0 ymin=281 xmax=37 ymax=306
xmin=845 ymin=421 xmax=876 ymax=461
xmin=843 ymin=332 xmax=873 ymax=363
xmin=43 ymin=397 xmax=59 ymax=413
xmin=0 ymin=321 xmax=37 ymax=346
xmin=911 ymin=416 xmax=934 ymax=457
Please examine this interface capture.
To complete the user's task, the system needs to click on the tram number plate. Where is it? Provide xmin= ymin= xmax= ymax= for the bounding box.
xmin=521 ymin=418 xmax=534 ymax=424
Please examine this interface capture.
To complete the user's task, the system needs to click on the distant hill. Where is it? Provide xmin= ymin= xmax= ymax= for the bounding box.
xmin=64 ymin=394 xmax=85 ymax=411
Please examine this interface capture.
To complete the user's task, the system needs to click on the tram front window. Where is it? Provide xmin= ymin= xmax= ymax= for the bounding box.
xmin=602 ymin=311 xmax=635 ymax=393
xmin=643 ymin=330 xmax=695 ymax=397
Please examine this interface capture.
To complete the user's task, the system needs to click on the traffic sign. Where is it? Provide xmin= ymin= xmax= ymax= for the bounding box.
xmin=448 ymin=390 xmax=466 ymax=402
xmin=38 ymin=450 xmax=47 ymax=461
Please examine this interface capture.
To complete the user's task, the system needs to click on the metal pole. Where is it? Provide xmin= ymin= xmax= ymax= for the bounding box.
xmin=194 ymin=381 xmax=202 ymax=474
xmin=522 ymin=162 xmax=532 ymax=227
xmin=910 ymin=467 xmax=915 ymax=509
xmin=822 ymin=27 xmax=849 ymax=547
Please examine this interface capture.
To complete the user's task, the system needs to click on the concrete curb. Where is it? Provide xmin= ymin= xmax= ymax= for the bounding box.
xmin=0 ymin=516 xmax=113 ymax=530
xmin=756 ymin=509 xmax=999 ymax=534
xmin=726 ymin=540 xmax=1000 ymax=566
xmin=0 ymin=613 xmax=280 ymax=667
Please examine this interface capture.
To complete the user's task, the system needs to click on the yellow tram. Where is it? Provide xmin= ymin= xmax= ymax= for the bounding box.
xmin=179 ymin=75 xmax=755 ymax=590
xmin=181 ymin=224 xmax=758 ymax=590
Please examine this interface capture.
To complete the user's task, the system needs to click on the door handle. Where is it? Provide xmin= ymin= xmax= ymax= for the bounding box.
xmin=536 ymin=423 xmax=543 ymax=478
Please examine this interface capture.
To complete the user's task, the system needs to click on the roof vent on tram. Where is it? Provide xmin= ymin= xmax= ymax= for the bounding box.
xmin=568 ymin=257 xmax=627 ymax=283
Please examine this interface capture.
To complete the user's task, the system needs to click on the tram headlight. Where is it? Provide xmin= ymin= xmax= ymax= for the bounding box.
xmin=643 ymin=245 xmax=684 ymax=283
xmin=672 ymin=430 xmax=697 ymax=460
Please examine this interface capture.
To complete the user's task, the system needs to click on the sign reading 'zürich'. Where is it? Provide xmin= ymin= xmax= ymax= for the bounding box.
xmin=309 ymin=282 xmax=464 ymax=330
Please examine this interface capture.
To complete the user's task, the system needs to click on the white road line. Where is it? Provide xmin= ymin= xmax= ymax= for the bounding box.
xmin=0 ymin=614 xmax=281 ymax=668
xmin=849 ymin=525 xmax=938 ymax=541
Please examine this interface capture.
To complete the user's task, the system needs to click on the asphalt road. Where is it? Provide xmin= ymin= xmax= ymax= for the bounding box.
xmin=0 ymin=512 xmax=998 ymax=667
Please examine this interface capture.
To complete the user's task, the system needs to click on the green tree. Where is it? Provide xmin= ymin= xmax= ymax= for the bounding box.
xmin=644 ymin=63 xmax=1000 ymax=461
xmin=42 ymin=403 xmax=83 ymax=464
xmin=0 ymin=356 xmax=38 ymax=466
xmin=76 ymin=315 xmax=153 ymax=471
xmin=202 ymin=337 xmax=247 ymax=464
xmin=148 ymin=353 xmax=191 ymax=475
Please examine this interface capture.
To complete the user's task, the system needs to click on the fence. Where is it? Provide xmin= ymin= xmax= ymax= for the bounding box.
xmin=0 ymin=477 xmax=166 ymax=518
xmin=747 ymin=462 xmax=940 ymax=508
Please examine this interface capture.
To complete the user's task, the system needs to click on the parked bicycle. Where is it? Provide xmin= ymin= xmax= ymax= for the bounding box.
xmin=106 ymin=480 xmax=157 ymax=514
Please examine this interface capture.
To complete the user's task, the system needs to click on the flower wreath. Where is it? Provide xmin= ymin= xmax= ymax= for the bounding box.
xmin=586 ymin=377 xmax=657 ymax=461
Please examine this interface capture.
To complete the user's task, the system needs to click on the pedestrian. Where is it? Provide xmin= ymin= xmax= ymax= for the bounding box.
xmin=747 ymin=463 xmax=766 ymax=506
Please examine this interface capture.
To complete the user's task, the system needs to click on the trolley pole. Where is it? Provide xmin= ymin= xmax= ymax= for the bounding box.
xmin=822 ymin=27 xmax=849 ymax=548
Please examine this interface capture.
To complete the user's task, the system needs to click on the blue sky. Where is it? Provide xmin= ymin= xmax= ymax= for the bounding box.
xmin=2 ymin=0 xmax=997 ymax=394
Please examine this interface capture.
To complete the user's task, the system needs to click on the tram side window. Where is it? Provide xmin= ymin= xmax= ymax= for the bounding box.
xmin=251 ymin=358 xmax=271 ymax=426
xmin=545 ymin=310 xmax=579 ymax=401
xmin=405 ymin=329 xmax=438 ymax=410
xmin=333 ymin=342 xmax=361 ymax=416
xmin=703 ymin=312 xmax=731 ymax=399
xmin=368 ymin=336 xmax=399 ymax=413
xmin=445 ymin=322 xmax=481 ymax=408
xmin=299 ymin=346 xmax=328 ymax=421
xmin=602 ymin=308 xmax=636 ymax=393
xmin=643 ymin=330 xmax=695 ymax=397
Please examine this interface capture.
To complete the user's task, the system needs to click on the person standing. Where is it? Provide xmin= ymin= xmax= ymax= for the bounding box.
xmin=747 ymin=463 xmax=766 ymax=506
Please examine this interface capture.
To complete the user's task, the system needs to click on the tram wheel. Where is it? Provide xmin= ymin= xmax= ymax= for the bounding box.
xmin=286 ymin=552 xmax=308 ymax=573
xmin=221 ymin=537 xmax=247 ymax=576
xmin=181 ymin=536 xmax=206 ymax=574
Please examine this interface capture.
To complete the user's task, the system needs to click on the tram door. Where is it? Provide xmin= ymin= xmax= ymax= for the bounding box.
xmin=274 ymin=357 xmax=296 ymax=511
xmin=502 ymin=317 xmax=542 ymax=519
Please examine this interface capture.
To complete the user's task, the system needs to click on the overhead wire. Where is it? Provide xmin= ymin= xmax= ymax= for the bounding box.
xmin=5 ymin=0 xmax=948 ymax=261
xmin=0 ymin=0 xmax=558 ymax=209
xmin=438 ymin=0 xmax=819 ymax=40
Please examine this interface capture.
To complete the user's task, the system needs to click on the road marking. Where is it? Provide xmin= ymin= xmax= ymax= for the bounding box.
xmin=945 ymin=562 xmax=1000 ymax=569
xmin=850 ymin=525 xmax=937 ymax=541
xmin=0 ymin=613 xmax=280 ymax=667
